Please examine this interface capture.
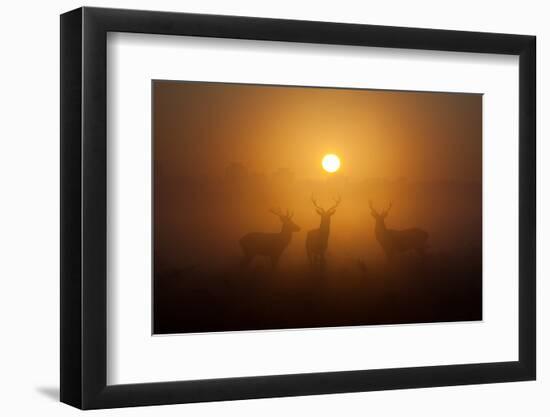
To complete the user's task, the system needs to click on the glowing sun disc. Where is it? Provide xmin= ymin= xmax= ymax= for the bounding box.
xmin=322 ymin=154 xmax=341 ymax=173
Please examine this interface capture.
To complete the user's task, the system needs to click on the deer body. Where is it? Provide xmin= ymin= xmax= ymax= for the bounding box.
xmin=370 ymin=201 xmax=428 ymax=261
xmin=240 ymin=209 xmax=300 ymax=268
xmin=306 ymin=195 xmax=341 ymax=269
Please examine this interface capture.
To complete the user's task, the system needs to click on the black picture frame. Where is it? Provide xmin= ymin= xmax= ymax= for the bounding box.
xmin=60 ymin=6 xmax=536 ymax=410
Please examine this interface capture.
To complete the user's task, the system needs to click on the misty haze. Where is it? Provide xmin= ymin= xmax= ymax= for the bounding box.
xmin=153 ymin=81 xmax=482 ymax=334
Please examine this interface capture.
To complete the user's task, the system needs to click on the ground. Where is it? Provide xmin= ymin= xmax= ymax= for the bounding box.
xmin=154 ymin=250 xmax=482 ymax=334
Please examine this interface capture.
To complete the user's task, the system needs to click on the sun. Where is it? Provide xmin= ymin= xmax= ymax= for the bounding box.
xmin=322 ymin=154 xmax=341 ymax=173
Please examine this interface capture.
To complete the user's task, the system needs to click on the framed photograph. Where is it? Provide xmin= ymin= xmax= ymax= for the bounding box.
xmin=60 ymin=7 xmax=536 ymax=409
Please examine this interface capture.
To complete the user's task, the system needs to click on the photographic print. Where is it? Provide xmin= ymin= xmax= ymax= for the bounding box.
xmin=153 ymin=81 xmax=482 ymax=335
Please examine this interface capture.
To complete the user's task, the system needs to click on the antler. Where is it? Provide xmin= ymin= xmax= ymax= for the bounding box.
xmin=327 ymin=194 xmax=341 ymax=212
xmin=269 ymin=207 xmax=283 ymax=217
xmin=311 ymin=195 xmax=324 ymax=213
xmin=369 ymin=200 xmax=377 ymax=214
xmin=383 ymin=201 xmax=393 ymax=215
xmin=270 ymin=207 xmax=294 ymax=219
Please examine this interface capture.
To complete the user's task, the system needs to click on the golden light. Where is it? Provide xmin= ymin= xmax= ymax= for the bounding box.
xmin=322 ymin=154 xmax=341 ymax=173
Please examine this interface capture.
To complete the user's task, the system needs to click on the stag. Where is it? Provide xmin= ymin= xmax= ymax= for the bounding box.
xmin=239 ymin=208 xmax=300 ymax=269
xmin=306 ymin=195 xmax=341 ymax=269
xmin=369 ymin=201 xmax=429 ymax=261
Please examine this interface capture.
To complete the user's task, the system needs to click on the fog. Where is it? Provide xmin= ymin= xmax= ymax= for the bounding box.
xmin=152 ymin=81 xmax=482 ymax=334
xmin=155 ymin=168 xmax=481 ymax=272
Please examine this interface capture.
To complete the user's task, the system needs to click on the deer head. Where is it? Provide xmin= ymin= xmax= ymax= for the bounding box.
xmin=269 ymin=208 xmax=301 ymax=233
xmin=369 ymin=200 xmax=392 ymax=222
xmin=368 ymin=200 xmax=429 ymax=260
xmin=311 ymin=194 xmax=341 ymax=220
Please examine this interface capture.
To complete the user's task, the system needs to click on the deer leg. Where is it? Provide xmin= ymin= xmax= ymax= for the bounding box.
xmin=319 ymin=252 xmax=326 ymax=272
xmin=240 ymin=253 xmax=253 ymax=269
xmin=312 ymin=253 xmax=320 ymax=270
xmin=415 ymin=248 xmax=427 ymax=267
xmin=270 ymin=254 xmax=280 ymax=270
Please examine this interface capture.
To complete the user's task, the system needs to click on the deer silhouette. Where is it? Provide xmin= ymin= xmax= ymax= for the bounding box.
xmin=369 ymin=200 xmax=429 ymax=261
xmin=306 ymin=195 xmax=341 ymax=269
xmin=240 ymin=208 xmax=300 ymax=269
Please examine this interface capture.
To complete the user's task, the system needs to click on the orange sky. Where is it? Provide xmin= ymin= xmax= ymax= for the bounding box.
xmin=153 ymin=81 xmax=481 ymax=183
